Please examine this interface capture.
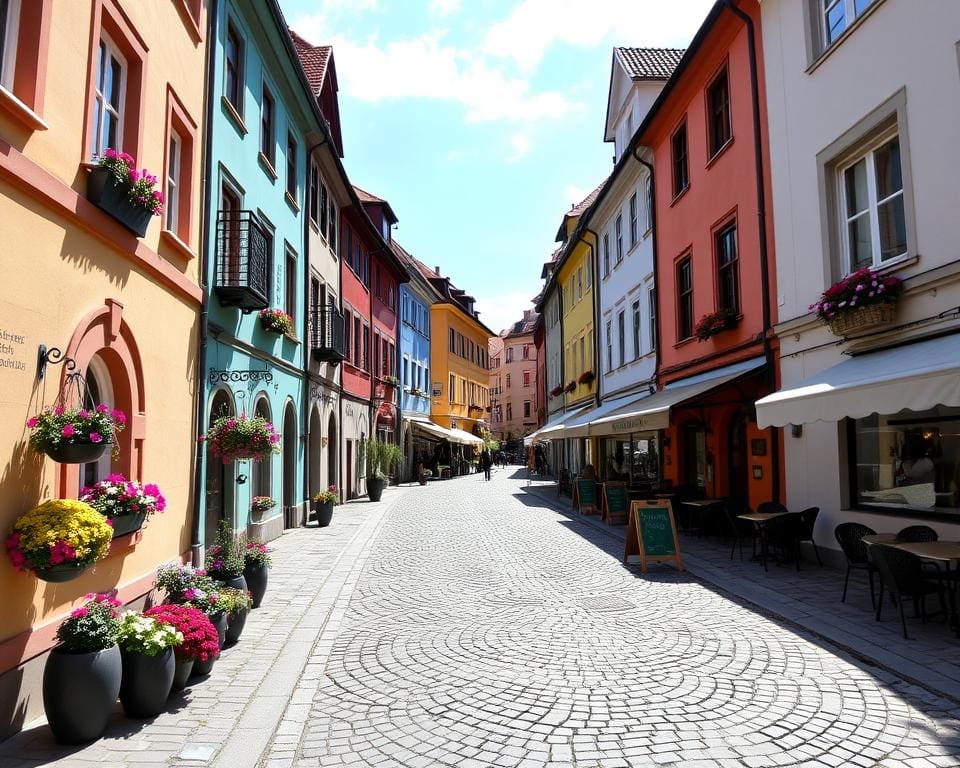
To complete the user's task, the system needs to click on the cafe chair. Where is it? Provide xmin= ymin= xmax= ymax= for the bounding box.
xmin=723 ymin=499 xmax=758 ymax=561
xmin=757 ymin=500 xmax=789 ymax=516
xmin=834 ymin=522 xmax=877 ymax=608
xmin=762 ymin=513 xmax=801 ymax=571
xmin=796 ymin=507 xmax=822 ymax=567
xmin=897 ymin=525 xmax=938 ymax=543
xmin=870 ymin=544 xmax=947 ymax=640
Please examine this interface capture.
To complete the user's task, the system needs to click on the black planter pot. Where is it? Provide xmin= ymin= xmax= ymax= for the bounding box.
xmin=43 ymin=441 xmax=110 ymax=465
xmin=170 ymin=656 xmax=193 ymax=692
xmin=43 ymin=644 xmax=122 ymax=744
xmin=210 ymin=611 xmax=228 ymax=649
xmin=225 ymin=608 xmax=248 ymax=645
xmin=190 ymin=655 xmax=216 ymax=678
xmin=243 ymin=562 xmax=268 ymax=608
xmin=109 ymin=511 xmax=147 ymax=538
xmin=367 ymin=476 xmax=386 ymax=502
xmin=87 ymin=165 xmax=153 ymax=237
xmin=34 ymin=563 xmax=91 ymax=583
xmin=312 ymin=500 xmax=334 ymax=527
xmin=212 ymin=573 xmax=247 ymax=591
xmin=119 ymin=648 xmax=174 ymax=719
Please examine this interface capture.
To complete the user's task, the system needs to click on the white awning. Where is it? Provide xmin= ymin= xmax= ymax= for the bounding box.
xmin=409 ymin=417 xmax=456 ymax=441
xmin=591 ymin=357 xmax=767 ymax=434
xmin=447 ymin=428 xmax=484 ymax=446
xmin=528 ymin=404 xmax=594 ymax=441
xmin=561 ymin=391 xmax=652 ymax=438
xmin=755 ymin=334 xmax=960 ymax=428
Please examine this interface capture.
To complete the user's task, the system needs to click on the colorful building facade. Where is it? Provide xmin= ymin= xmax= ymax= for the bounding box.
xmin=494 ymin=311 xmax=540 ymax=444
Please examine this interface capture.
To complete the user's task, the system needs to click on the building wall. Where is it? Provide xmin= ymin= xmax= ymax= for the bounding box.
xmin=557 ymin=238 xmax=596 ymax=409
xmin=429 ymin=305 xmax=489 ymax=432
xmin=543 ymin=288 xmax=563 ymax=418
xmin=0 ymin=0 xmax=205 ymax=738
xmin=339 ymin=211 xmax=372 ymax=404
xmin=488 ymin=335 xmax=504 ymax=436
xmin=499 ymin=333 xmax=537 ymax=439
xmin=399 ymin=281 xmax=432 ymax=479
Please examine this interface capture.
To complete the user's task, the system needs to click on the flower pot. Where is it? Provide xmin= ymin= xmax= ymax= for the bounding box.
xmin=367 ymin=476 xmax=386 ymax=502
xmin=190 ymin=654 xmax=216 ymax=678
xmin=210 ymin=611 xmax=228 ymax=649
xmin=34 ymin=562 xmax=91 ymax=583
xmin=213 ymin=573 xmax=247 ymax=591
xmin=827 ymin=304 xmax=896 ymax=336
xmin=312 ymin=500 xmax=334 ymax=527
xmin=225 ymin=608 xmax=248 ymax=645
xmin=87 ymin=165 xmax=152 ymax=237
xmin=43 ymin=644 xmax=122 ymax=744
xmin=109 ymin=511 xmax=147 ymax=538
xmin=119 ymin=647 xmax=175 ymax=719
xmin=170 ymin=655 xmax=193 ymax=692
xmin=243 ymin=562 xmax=268 ymax=608
xmin=43 ymin=441 xmax=110 ymax=465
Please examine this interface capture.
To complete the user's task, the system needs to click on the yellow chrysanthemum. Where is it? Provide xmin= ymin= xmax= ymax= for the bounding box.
xmin=11 ymin=499 xmax=112 ymax=566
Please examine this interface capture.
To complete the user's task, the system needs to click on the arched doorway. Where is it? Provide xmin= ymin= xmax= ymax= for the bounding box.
xmin=327 ymin=412 xmax=338 ymax=495
xmin=251 ymin=395 xmax=272 ymax=505
xmin=728 ymin=410 xmax=749 ymax=502
xmin=282 ymin=401 xmax=297 ymax=528
xmin=308 ymin=406 xmax=323 ymax=500
xmin=206 ymin=389 xmax=234 ymax=545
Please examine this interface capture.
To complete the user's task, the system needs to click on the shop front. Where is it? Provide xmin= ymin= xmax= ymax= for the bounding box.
xmin=341 ymin=397 xmax=370 ymax=500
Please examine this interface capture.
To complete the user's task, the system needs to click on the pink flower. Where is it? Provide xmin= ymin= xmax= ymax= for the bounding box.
xmin=107 ymin=473 xmax=126 ymax=482
xmin=70 ymin=607 xmax=89 ymax=618
xmin=54 ymin=406 xmax=64 ymax=416
xmin=79 ymin=409 xmax=89 ymax=418
xmin=61 ymin=424 xmax=76 ymax=437
xmin=96 ymin=404 xmax=110 ymax=412
xmin=89 ymin=432 xmax=104 ymax=443
xmin=26 ymin=417 xmax=39 ymax=428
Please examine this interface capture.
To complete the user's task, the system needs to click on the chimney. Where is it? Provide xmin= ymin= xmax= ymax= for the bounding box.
xmin=434 ymin=266 xmax=440 ymax=275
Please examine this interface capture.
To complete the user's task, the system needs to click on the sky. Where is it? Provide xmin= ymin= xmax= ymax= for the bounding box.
xmin=278 ymin=0 xmax=715 ymax=335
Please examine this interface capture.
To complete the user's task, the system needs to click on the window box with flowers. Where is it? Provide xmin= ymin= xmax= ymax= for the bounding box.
xmin=259 ymin=308 xmax=295 ymax=336
xmin=26 ymin=404 xmax=126 ymax=464
xmin=87 ymin=149 xmax=163 ymax=237
xmin=810 ymin=267 xmax=904 ymax=337
xmin=383 ymin=375 xmax=400 ymax=387
xmin=694 ymin=308 xmax=739 ymax=341
xmin=564 ymin=381 xmax=577 ymax=394
xmin=80 ymin=475 xmax=166 ymax=538
xmin=202 ymin=414 xmax=281 ymax=463
xmin=549 ymin=384 xmax=564 ymax=399
xmin=251 ymin=496 xmax=276 ymax=518
xmin=577 ymin=370 xmax=595 ymax=386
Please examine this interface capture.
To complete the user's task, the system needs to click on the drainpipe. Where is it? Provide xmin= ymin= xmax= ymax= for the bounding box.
xmin=583 ymin=227 xmax=602 ymax=410
xmin=632 ymin=148 xmax=661 ymax=387
xmin=190 ymin=0 xmax=220 ymax=566
xmin=721 ymin=0 xmax=780 ymax=502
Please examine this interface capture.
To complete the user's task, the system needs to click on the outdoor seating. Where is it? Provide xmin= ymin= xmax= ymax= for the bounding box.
xmin=723 ymin=499 xmax=759 ymax=561
xmin=834 ymin=522 xmax=878 ymax=607
xmin=757 ymin=500 xmax=788 ymax=516
xmin=796 ymin=507 xmax=822 ymax=567
xmin=870 ymin=544 xmax=947 ymax=639
xmin=897 ymin=525 xmax=938 ymax=543
xmin=761 ymin=512 xmax=800 ymax=570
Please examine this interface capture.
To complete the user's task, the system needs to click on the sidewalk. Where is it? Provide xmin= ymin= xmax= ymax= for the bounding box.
xmin=0 ymin=483 xmax=415 ymax=768
xmin=523 ymin=480 xmax=960 ymax=703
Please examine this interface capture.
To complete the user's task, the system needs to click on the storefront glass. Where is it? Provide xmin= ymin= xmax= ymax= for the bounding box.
xmin=851 ymin=406 xmax=960 ymax=517
xmin=602 ymin=433 xmax=660 ymax=485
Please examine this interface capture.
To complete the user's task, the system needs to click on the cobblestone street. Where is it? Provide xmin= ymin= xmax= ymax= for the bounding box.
xmin=4 ymin=471 xmax=960 ymax=767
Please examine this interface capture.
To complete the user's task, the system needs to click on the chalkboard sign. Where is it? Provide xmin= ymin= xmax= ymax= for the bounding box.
xmin=603 ymin=483 xmax=628 ymax=524
xmin=573 ymin=479 xmax=597 ymax=515
xmin=624 ymin=500 xmax=684 ymax=573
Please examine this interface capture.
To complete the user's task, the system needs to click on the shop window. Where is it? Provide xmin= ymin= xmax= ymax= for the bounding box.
xmin=850 ymin=408 xmax=960 ymax=517
xmin=603 ymin=435 xmax=660 ymax=485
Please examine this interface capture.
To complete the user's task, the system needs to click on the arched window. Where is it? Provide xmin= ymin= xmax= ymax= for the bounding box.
xmin=251 ymin=395 xmax=272 ymax=500
xmin=79 ymin=355 xmax=114 ymax=492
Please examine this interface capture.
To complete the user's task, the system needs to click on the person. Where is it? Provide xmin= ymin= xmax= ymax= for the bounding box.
xmin=480 ymin=447 xmax=492 ymax=481
xmin=534 ymin=444 xmax=546 ymax=476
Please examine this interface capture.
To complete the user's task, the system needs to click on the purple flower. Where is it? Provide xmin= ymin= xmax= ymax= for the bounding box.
xmin=89 ymin=432 xmax=104 ymax=443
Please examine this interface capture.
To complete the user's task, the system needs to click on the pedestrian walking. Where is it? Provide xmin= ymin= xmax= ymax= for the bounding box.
xmin=480 ymin=447 xmax=492 ymax=481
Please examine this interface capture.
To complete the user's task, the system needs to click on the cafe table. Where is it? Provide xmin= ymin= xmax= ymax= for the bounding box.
xmin=681 ymin=498 xmax=726 ymax=536
xmin=736 ymin=509 xmax=794 ymax=571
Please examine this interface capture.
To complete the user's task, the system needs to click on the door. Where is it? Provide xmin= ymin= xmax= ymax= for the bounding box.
xmin=682 ymin=422 xmax=706 ymax=491
xmin=346 ymin=441 xmax=353 ymax=501
xmin=728 ymin=411 xmax=749 ymax=502
xmin=283 ymin=402 xmax=297 ymax=528
xmin=206 ymin=391 xmax=233 ymax=545
xmin=327 ymin=414 xmax=338 ymax=494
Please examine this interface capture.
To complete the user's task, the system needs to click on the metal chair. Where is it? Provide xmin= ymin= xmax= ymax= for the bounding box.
xmin=757 ymin=500 xmax=789 ymax=516
xmin=897 ymin=525 xmax=938 ymax=543
xmin=834 ymin=522 xmax=877 ymax=607
xmin=762 ymin=513 xmax=801 ymax=571
xmin=870 ymin=544 xmax=946 ymax=639
xmin=723 ymin=499 xmax=758 ymax=561
xmin=795 ymin=507 xmax=822 ymax=567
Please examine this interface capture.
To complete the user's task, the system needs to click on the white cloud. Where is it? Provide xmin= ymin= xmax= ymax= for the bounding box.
xmin=428 ymin=0 xmax=461 ymax=17
xmin=475 ymin=293 xmax=537 ymax=337
xmin=563 ymin=184 xmax=587 ymax=209
xmin=484 ymin=0 xmax=714 ymax=72
xmin=507 ymin=133 xmax=532 ymax=163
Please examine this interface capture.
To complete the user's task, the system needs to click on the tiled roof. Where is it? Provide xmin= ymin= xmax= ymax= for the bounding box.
xmin=615 ymin=47 xmax=685 ymax=81
xmin=568 ymin=180 xmax=606 ymax=218
xmin=290 ymin=29 xmax=331 ymax=95
xmin=503 ymin=311 xmax=539 ymax=338
xmin=353 ymin=185 xmax=387 ymax=205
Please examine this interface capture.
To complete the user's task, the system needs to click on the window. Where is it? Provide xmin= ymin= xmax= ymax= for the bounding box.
xmin=506 ymin=373 xmax=511 ymax=388
xmin=165 ymin=130 xmax=181 ymax=233
xmin=362 ymin=324 xmax=370 ymax=372
xmin=523 ymin=371 xmax=531 ymax=388
xmin=629 ymin=193 xmax=638 ymax=248
xmin=308 ymin=162 xmax=319 ymax=225
xmin=632 ymin=300 xmax=641 ymax=359
xmin=286 ymin=132 xmax=297 ymax=199
xmin=162 ymin=90 xmax=197 ymax=243
xmin=260 ymin=85 xmax=275 ymax=166
xmin=579 ymin=337 xmax=585 ymax=374
xmin=285 ymin=249 xmax=297 ymax=325
xmin=353 ymin=316 xmax=361 ymax=368
xmin=606 ymin=320 xmax=612 ymax=372
xmin=644 ymin=176 xmax=653 ymax=233
xmin=577 ymin=267 xmax=583 ymax=300
xmin=716 ymin=222 xmax=739 ymax=314
xmin=506 ymin=403 xmax=513 ymax=421
xmin=677 ymin=257 xmax=694 ymax=340
xmin=225 ymin=21 xmax=244 ymax=115
xmin=603 ymin=233 xmax=610 ymax=276
xmin=840 ymin=133 xmax=906 ymax=272
xmin=0 ymin=0 xmax=20 ymax=90
xmin=823 ymin=0 xmax=876 ymax=47
xmin=461 ymin=379 xmax=467 ymax=405
xmin=523 ymin=401 xmax=531 ymax=419
xmin=505 ymin=346 xmax=513 ymax=363
xmin=91 ymin=36 xmax=125 ymax=157
xmin=373 ymin=331 xmax=380 ymax=376
xmin=450 ymin=374 xmax=456 ymax=403
xmin=707 ymin=68 xmax=731 ymax=157
xmin=649 ymin=287 xmax=657 ymax=352
xmin=585 ymin=258 xmax=592 ymax=289
xmin=522 ymin=345 xmax=530 ymax=360
xmin=615 ymin=215 xmax=623 ymax=264
xmin=672 ymin=122 xmax=689 ymax=197
xmin=328 ymin=197 xmax=338 ymax=254
xmin=617 ymin=311 xmax=625 ymax=368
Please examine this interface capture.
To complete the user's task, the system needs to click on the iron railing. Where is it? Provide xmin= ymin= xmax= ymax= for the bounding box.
xmin=214 ymin=210 xmax=270 ymax=310
xmin=310 ymin=305 xmax=345 ymax=363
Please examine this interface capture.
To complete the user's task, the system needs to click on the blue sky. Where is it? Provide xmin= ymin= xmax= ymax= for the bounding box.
xmin=278 ymin=0 xmax=714 ymax=334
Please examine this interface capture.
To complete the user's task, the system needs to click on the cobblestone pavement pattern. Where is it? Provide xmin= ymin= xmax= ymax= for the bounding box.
xmin=4 ymin=472 xmax=960 ymax=767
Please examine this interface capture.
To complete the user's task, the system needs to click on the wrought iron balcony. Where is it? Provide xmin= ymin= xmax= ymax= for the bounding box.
xmin=311 ymin=305 xmax=345 ymax=364
xmin=214 ymin=210 xmax=270 ymax=310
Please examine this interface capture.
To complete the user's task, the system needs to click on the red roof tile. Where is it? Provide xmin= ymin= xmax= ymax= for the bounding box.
xmin=290 ymin=29 xmax=332 ymax=95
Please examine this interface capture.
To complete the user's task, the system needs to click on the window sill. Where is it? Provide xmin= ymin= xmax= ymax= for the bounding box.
xmin=259 ymin=152 xmax=278 ymax=181
xmin=174 ymin=0 xmax=204 ymax=43
xmin=673 ymin=336 xmax=696 ymax=349
xmin=285 ymin=190 xmax=300 ymax=212
xmin=806 ymin=0 xmax=887 ymax=75
xmin=309 ymin=218 xmax=320 ymax=234
xmin=159 ymin=228 xmax=197 ymax=260
xmin=283 ymin=331 xmax=301 ymax=344
xmin=0 ymin=86 xmax=48 ymax=132
xmin=670 ymin=185 xmax=690 ymax=208
xmin=642 ymin=227 xmax=652 ymax=240
xmin=705 ymin=136 xmax=734 ymax=169
xmin=221 ymin=96 xmax=247 ymax=135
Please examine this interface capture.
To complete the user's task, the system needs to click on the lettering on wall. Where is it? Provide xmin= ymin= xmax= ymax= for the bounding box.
xmin=0 ymin=328 xmax=27 ymax=373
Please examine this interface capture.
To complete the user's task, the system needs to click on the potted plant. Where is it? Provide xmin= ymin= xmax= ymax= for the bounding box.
xmin=80 ymin=474 xmax=166 ymax=538
xmin=155 ymin=562 xmax=219 ymax=604
xmin=87 ymin=148 xmax=163 ymax=236
xmin=115 ymin=612 xmax=183 ymax=718
xmin=202 ymin=413 xmax=281 ymax=463
xmin=365 ymin=438 xmax=388 ymax=502
xmin=242 ymin=538 xmax=271 ymax=608
xmin=251 ymin=496 xmax=276 ymax=520
xmin=810 ymin=266 xmax=904 ymax=336
xmin=43 ymin=593 xmax=122 ymax=744
xmin=218 ymin=587 xmax=254 ymax=645
xmin=577 ymin=370 xmax=595 ymax=386
xmin=694 ymin=308 xmax=739 ymax=341
xmin=143 ymin=604 xmax=219 ymax=683
xmin=205 ymin=520 xmax=246 ymax=590
xmin=311 ymin=485 xmax=339 ymax=527
xmin=258 ymin=308 xmax=295 ymax=336
xmin=6 ymin=499 xmax=113 ymax=582
xmin=26 ymin=403 xmax=126 ymax=464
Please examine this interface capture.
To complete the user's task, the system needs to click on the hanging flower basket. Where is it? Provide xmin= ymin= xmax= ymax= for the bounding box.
xmin=810 ymin=267 xmax=903 ymax=337
xmin=258 ymin=308 xmax=295 ymax=335
xmin=695 ymin=308 xmax=739 ymax=341
xmin=26 ymin=404 xmax=126 ymax=463
xmin=88 ymin=149 xmax=163 ymax=237
xmin=80 ymin=475 xmax=166 ymax=539
xmin=201 ymin=414 xmax=281 ymax=464
xmin=577 ymin=370 xmax=595 ymax=386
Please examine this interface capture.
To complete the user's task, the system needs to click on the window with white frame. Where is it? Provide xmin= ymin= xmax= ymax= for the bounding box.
xmin=615 ymin=215 xmax=623 ymax=264
xmin=632 ymin=300 xmax=641 ymax=359
xmin=91 ymin=35 xmax=126 ymax=157
xmin=617 ymin=311 xmax=625 ymax=368
xmin=1 ymin=0 xmax=20 ymax=90
xmin=165 ymin=130 xmax=181 ymax=233
xmin=629 ymin=193 xmax=638 ymax=248
xmin=839 ymin=132 xmax=907 ymax=273
xmin=644 ymin=176 xmax=653 ymax=232
xmin=648 ymin=286 xmax=657 ymax=353
xmin=823 ymin=0 xmax=876 ymax=47
xmin=603 ymin=233 xmax=611 ymax=277
xmin=606 ymin=320 xmax=612 ymax=373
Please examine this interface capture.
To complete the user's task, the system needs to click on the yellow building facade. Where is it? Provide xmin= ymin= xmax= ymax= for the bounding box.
xmin=430 ymin=304 xmax=492 ymax=433
xmin=0 ymin=0 xmax=206 ymax=736
xmin=558 ymin=234 xmax=597 ymax=410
